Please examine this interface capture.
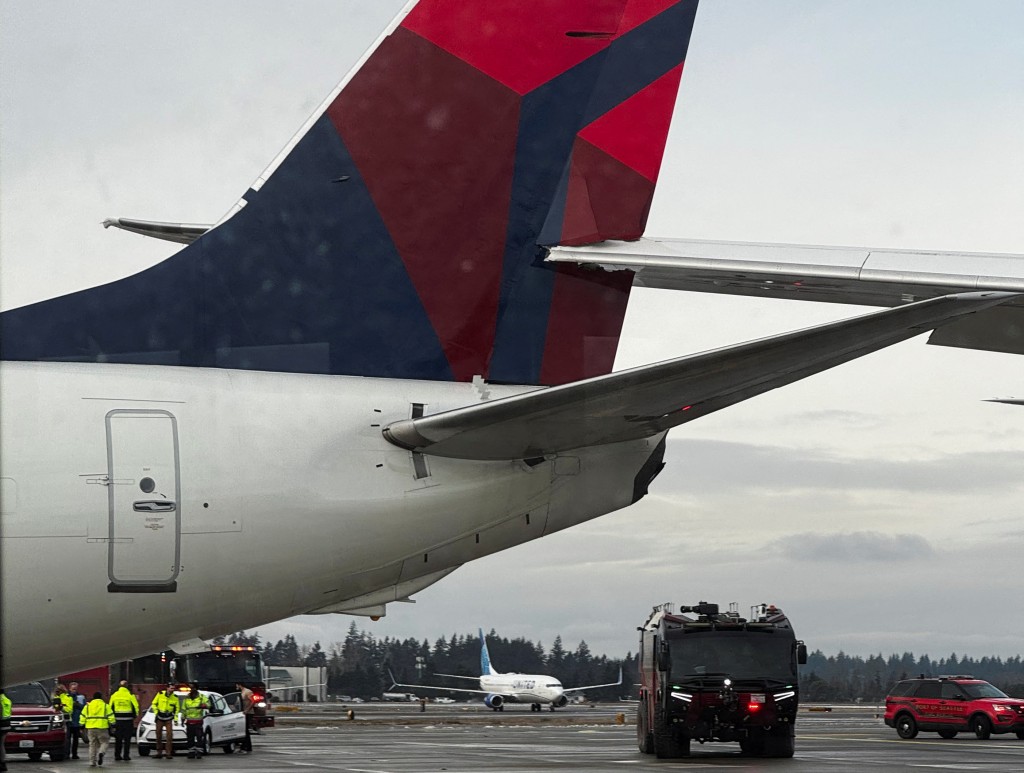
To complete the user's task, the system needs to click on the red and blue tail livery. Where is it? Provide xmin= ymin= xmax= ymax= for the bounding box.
xmin=0 ymin=0 xmax=700 ymax=386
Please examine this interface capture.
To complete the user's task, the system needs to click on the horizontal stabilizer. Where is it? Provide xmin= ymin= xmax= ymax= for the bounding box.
xmin=548 ymin=237 xmax=1024 ymax=355
xmin=383 ymin=292 xmax=1016 ymax=460
xmin=102 ymin=217 xmax=211 ymax=244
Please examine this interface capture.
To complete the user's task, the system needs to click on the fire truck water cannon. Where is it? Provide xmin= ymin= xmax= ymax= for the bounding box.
xmin=636 ymin=601 xmax=808 ymax=759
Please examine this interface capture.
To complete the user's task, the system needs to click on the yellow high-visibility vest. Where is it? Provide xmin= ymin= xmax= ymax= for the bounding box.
xmin=81 ymin=699 xmax=114 ymax=729
xmin=109 ymin=687 xmax=140 ymax=718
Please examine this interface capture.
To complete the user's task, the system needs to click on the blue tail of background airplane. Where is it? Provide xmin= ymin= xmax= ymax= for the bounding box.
xmin=0 ymin=0 xmax=699 ymax=387
xmin=479 ymin=628 xmax=497 ymax=677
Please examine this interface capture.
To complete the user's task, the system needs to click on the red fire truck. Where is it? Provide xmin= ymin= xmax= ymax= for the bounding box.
xmin=60 ymin=645 xmax=273 ymax=729
xmin=637 ymin=601 xmax=807 ymax=758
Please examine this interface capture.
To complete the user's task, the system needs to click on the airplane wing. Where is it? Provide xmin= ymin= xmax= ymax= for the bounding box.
xmin=389 ymin=671 xmax=487 ymax=696
xmin=547 ymin=238 xmax=1024 ymax=355
xmin=265 ymin=682 xmax=326 ymax=694
xmin=433 ymin=673 xmax=484 ymax=682
xmin=384 ymin=291 xmax=1015 ymax=460
xmin=562 ymin=667 xmax=623 ymax=694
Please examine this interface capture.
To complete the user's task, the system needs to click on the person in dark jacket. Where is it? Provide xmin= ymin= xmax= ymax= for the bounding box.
xmin=67 ymin=682 xmax=87 ymax=759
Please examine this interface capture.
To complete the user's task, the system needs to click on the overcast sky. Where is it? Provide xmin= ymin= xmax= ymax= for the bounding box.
xmin=3 ymin=1 xmax=1023 ymax=662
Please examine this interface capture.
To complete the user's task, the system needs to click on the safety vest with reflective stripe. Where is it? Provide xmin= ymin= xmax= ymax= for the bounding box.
xmin=1 ymin=693 xmax=11 ymax=730
xmin=59 ymin=693 xmax=74 ymax=714
xmin=109 ymin=687 xmax=140 ymax=720
xmin=181 ymin=695 xmax=208 ymax=722
xmin=151 ymin=692 xmax=180 ymax=718
xmin=82 ymin=699 xmax=115 ymax=729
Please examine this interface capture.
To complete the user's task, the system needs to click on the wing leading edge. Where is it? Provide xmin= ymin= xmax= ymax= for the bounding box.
xmin=383 ymin=291 xmax=1016 ymax=460
xmin=547 ymin=237 xmax=1024 ymax=355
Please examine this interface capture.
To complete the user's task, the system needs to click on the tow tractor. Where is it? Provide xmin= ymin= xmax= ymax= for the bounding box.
xmin=637 ymin=601 xmax=807 ymax=758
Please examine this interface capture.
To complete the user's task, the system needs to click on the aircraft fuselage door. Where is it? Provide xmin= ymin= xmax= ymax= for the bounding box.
xmin=106 ymin=409 xmax=181 ymax=592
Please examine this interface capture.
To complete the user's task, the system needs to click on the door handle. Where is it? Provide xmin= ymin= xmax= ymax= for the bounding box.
xmin=133 ymin=500 xmax=177 ymax=513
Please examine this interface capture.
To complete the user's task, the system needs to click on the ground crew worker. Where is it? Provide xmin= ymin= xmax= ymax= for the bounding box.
xmin=81 ymin=691 xmax=115 ymax=767
xmin=234 ymin=683 xmax=254 ymax=753
xmin=1 ymin=687 xmax=13 ymax=772
xmin=180 ymin=687 xmax=208 ymax=759
xmin=68 ymin=681 xmax=87 ymax=759
xmin=150 ymin=686 xmax=180 ymax=759
xmin=109 ymin=680 xmax=140 ymax=761
xmin=57 ymin=686 xmax=75 ymax=757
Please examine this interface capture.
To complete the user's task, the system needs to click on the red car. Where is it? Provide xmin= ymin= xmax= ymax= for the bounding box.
xmin=885 ymin=676 xmax=1024 ymax=740
xmin=3 ymin=682 xmax=66 ymax=762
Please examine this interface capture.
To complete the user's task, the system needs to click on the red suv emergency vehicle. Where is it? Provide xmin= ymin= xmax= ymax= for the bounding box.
xmin=3 ymin=682 xmax=66 ymax=762
xmin=885 ymin=676 xmax=1024 ymax=740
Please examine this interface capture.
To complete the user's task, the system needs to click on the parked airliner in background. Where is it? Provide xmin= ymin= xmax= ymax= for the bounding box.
xmin=391 ymin=630 xmax=621 ymax=711
xmin=0 ymin=0 xmax=1018 ymax=686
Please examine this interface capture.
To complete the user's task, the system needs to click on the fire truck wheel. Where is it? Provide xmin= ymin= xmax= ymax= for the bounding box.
xmin=764 ymin=726 xmax=795 ymax=758
xmin=740 ymin=732 xmax=765 ymax=756
xmin=937 ymin=729 xmax=958 ymax=739
xmin=971 ymin=715 xmax=992 ymax=740
xmin=652 ymin=708 xmax=689 ymax=759
xmin=895 ymin=713 xmax=918 ymax=739
xmin=636 ymin=702 xmax=654 ymax=754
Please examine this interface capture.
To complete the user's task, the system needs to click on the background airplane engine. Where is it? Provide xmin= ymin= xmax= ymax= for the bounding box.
xmin=552 ymin=695 xmax=568 ymax=708
xmin=484 ymin=694 xmax=504 ymax=709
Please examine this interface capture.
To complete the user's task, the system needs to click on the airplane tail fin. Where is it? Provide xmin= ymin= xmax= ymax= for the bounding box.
xmin=1 ymin=0 xmax=700 ymax=386
xmin=479 ymin=628 xmax=497 ymax=676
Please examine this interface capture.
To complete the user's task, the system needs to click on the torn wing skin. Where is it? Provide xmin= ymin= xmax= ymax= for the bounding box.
xmin=547 ymin=238 xmax=1024 ymax=355
xmin=383 ymin=292 xmax=1017 ymax=460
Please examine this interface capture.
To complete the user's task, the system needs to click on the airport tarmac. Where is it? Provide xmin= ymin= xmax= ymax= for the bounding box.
xmin=10 ymin=703 xmax=1024 ymax=771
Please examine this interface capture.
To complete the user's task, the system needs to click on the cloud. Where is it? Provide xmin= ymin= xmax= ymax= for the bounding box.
xmin=660 ymin=438 xmax=1024 ymax=496
xmin=793 ymin=409 xmax=886 ymax=430
xmin=774 ymin=531 xmax=934 ymax=563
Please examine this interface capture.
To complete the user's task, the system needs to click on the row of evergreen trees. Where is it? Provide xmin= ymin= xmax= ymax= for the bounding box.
xmin=802 ymin=650 xmax=1024 ymax=702
xmin=215 ymin=626 xmax=1024 ymax=702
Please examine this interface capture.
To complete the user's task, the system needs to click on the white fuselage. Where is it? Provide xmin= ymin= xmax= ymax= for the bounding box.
xmin=480 ymin=673 xmax=565 ymax=705
xmin=1 ymin=361 xmax=662 ymax=684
